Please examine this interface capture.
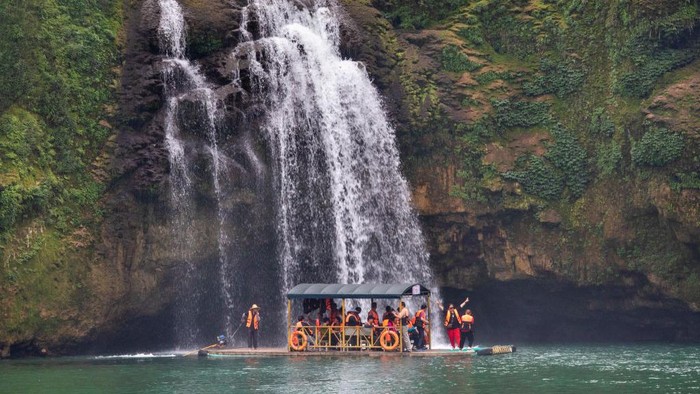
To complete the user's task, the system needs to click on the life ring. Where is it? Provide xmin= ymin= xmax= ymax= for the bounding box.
xmin=380 ymin=330 xmax=400 ymax=351
xmin=289 ymin=331 xmax=308 ymax=351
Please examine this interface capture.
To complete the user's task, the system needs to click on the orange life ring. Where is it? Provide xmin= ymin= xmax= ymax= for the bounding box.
xmin=289 ymin=331 xmax=308 ymax=351
xmin=380 ymin=330 xmax=400 ymax=351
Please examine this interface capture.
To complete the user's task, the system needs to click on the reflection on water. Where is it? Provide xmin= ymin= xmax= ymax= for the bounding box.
xmin=1 ymin=345 xmax=699 ymax=393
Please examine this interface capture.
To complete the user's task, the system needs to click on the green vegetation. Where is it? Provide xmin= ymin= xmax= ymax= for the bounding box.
xmin=523 ymin=57 xmax=585 ymax=97
xmin=503 ymin=125 xmax=588 ymax=200
xmin=441 ymin=45 xmax=482 ymax=72
xmin=492 ymin=99 xmax=551 ymax=128
xmin=631 ymin=127 xmax=685 ymax=167
xmin=589 ymin=108 xmax=616 ymax=138
xmin=0 ymin=0 xmax=122 ymax=341
xmin=375 ymin=0 xmax=468 ymax=29
xmin=379 ymin=0 xmax=699 ymax=307
xmin=504 ymin=155 xmax=564 ymax=200
xmin=596 ymin=141 xmax=623 ymax=176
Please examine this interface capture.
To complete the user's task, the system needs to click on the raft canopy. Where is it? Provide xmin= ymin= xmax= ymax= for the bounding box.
xmin=286 ymin=283 xmax=431 ymax=300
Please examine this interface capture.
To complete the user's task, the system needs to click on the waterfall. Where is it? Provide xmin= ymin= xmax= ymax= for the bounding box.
xmin=158 ymin=0 xmax=237 ymax=346
xmin=234 ymin=0 xmax=434 ymax=293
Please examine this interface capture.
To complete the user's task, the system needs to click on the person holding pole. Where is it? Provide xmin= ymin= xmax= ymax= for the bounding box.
xmin=245 ymin=304 xmax=261 ymax=349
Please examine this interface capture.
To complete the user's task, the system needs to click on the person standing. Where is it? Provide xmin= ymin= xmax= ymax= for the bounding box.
xmin=459 ymin=309 xmax=475 ymax=350
xmin=367 ymin=302 xmax=380 ymax=326
xmin=414 ymin=304 xmax=428 ymax=350
xmin=439 ymin=297 xmax=468 ymax=350
xmin=245 ymin=304 xmax=261 ymax=349
xmin=397 ymin=301 xmax=412 ymax=353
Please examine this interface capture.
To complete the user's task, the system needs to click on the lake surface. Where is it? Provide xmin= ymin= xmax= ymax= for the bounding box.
xmin=2 ymin=344 xmax=699 ymax=393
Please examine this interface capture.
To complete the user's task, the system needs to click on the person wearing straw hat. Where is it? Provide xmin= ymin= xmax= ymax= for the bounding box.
xmin=245 ymin=304 xmax=261 ymax=349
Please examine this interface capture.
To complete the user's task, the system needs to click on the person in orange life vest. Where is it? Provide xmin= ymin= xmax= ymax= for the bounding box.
xmin=439 ymin=297 xmax=469 ymax=350
xmin=382 ymin=306 xmax=396 ymax=330
xmin=329 ymin=302 xmax=340 ymax=324
xmin=459 ymin=309 xmax=475 ymax=350
xmin=413 ymin=304 xmax=429 ymax=350
xmin=397 ymin=301 xmax=412 ymax=352
xmin=363 ymin=315 xmax=380 ymax=346
xmin=345 ymin=307 xmax=362 ymax=326
xmin=246 ymin=304 xmax=261 ymax=349
xmin=367 ymin=302 xmax=380 ymax=325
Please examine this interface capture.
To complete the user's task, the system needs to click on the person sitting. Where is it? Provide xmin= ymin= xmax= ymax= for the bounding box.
xmin=345 ymin=307 xmax=362 ymax=326
xmin=330 ymin=315 xmax=342 ymax=349
xmin=382 ymin=306 xmax=396 ymax=330
xmin=363 ymin=316 xmax=380 ymax=347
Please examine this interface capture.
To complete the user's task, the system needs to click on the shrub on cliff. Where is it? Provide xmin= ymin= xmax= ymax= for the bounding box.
xmin=631 ymin=127 xmax=685 ymax=167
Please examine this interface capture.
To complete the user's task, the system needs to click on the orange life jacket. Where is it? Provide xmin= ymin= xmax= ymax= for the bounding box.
xmin=368 ymin=309 xmax=379 ymax=324
xmin=462 ymin=314 xmax=474 ymax=324
xmin=246 ymin=310 xmax=260 ymax=330
xmin=444 ymin=309 xmax=461 ymax=327
xmin=414 ymin=309 xmax=426 ymax=328
xmin=345 ymin=312 xmax=360 ymax=326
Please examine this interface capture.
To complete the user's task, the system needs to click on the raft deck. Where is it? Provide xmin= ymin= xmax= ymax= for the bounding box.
xmin=201 ymin=347 xmax=506 ymax=357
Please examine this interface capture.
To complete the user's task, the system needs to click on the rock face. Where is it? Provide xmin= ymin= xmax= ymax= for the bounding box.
xmin=339 ymin=0 xmax=700 ymax=340
xmin=80 ymin=0 xmax=280 ymax=353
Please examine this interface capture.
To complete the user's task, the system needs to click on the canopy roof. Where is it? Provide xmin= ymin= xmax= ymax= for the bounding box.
xmin=287 ymin=283 xmax=431 ymax=299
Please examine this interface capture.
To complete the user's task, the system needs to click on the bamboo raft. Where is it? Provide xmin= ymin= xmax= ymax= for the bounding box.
xmin=199 ymin=345 xmax=515 ymax=357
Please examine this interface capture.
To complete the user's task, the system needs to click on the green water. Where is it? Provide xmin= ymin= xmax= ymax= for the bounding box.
xmin=1 ymin=345 xmax=698 ymax=393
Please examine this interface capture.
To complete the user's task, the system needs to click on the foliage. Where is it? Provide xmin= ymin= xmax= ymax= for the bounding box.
xmin=596 ymin=141 xmax=623 ymax=177
xmin=546 ymin=125 xmax=589 ymax=197
xmin=0 ymin=0 xmax=120 ymax=339
xmin=375 ymin=0 xmax=468 ymax=29
xmin=441 ymin=45 xmax=482 ymax=73
xmin=589 ymin=108 xmax=615 ymax=137
xmin=670 ymin=172 xmax=700 ymax=191
xmin=523 ymin=57 xmax=585 ymax=97
xmin=457 ymin=25 xmax=485 ymax=46
xmin=618 ymin=48 xmax=698 ymax=98
xmin=617 ymin=3 xmax=700 ymax=98
xmin=503 ymin=125 xmax=588 ymax=200
xmin=475 ymin=71 xmax=521 ymax=85
xmin=631 ymin=127 xmax=684 ymax=167
xmin=504 ymin=155 xmax=564 ymax=200
xmin=491 ymin=99 xmax=551 ymax=128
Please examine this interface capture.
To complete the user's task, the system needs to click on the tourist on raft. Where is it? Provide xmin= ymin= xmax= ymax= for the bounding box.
xmin=438 ymin=297 xmax=469 ymax=350
xmin=459 ymin=309 xmax=475 ymax=350
xmin=413 ymin=304 xmax=429 ymax=350
xmin=397 ymin=301 xmax=412 ymax=353
xmin=245 ymin=304 xmax=261 ymax=349
xmin=367 ymin=302 xmax=380 ymax=325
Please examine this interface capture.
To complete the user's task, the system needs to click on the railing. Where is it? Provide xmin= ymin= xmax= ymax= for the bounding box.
xmin=288 ymin=325 xmax=406 ymax=352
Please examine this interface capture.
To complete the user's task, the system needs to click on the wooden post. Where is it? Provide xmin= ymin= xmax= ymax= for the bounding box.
xmin=341 ymin=298 xmax=346 ymax=352
xmin=287 ymin=299 xmax=292 ymax=351
xmin=399 ymin=298 xmax=403 ymax=353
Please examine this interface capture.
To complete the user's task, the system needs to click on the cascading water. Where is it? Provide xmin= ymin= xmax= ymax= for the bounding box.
xmin=234 ymin=0 xmax=436 ymax=298
xmin=158 ymin=0 xmax=238 ymax=347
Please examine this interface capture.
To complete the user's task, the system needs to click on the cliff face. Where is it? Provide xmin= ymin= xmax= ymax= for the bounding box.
xmin=341 ymin=0 xmax=700 ymax=339
xmin=1 ymin=0 xmax=699 ymax=356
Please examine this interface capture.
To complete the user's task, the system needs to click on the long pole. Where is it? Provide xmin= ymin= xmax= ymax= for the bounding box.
xmin=427 ymin=293 xmax=432 ymax=350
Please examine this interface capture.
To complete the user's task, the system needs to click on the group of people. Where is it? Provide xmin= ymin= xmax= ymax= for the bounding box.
xmin=292 ymin=301 xmax=430 ymax=351
xmin=241 ymin=296 xmax=476 ymax=351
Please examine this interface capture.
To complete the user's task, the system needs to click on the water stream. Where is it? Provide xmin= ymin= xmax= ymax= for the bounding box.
xmin=235 ymin=0 xmax=434 ymax=293
xmin=158 ymin=0 xmax=236 ymax=346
